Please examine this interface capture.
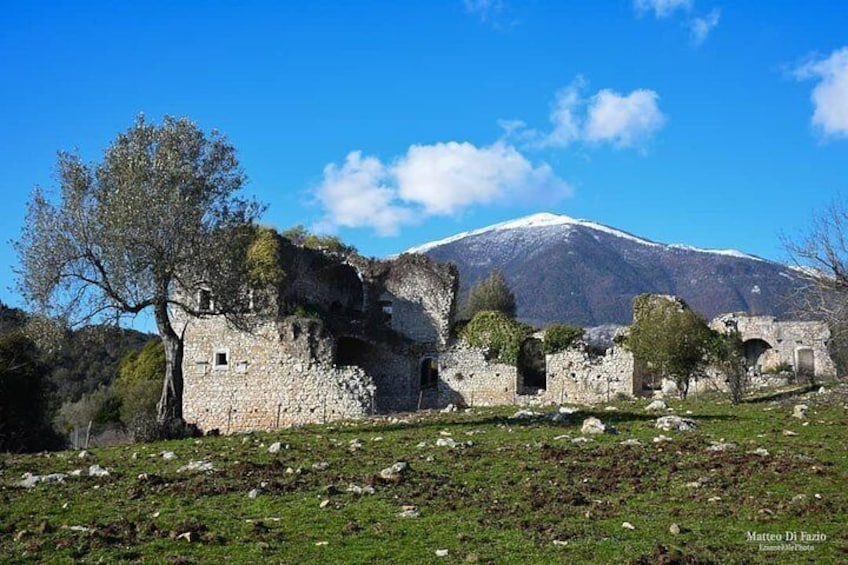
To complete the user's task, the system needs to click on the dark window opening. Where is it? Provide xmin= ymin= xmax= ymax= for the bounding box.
xmin=335 ymin=336 xmax=373 ymax=368
xmin=420 ymin=358 xmax=439 ymax=389
xmin=518 ymin=338 xmax=546 ymax=392
xmin=214 ymin=350 xmax=228 ymax=368
xmin=198 ymin=289 xmax=213 ymax=312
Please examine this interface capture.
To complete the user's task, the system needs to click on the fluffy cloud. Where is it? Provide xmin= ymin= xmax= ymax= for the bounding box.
xmin=315 ymin=152 xmax=412 ymax=236
xmin=504 ymin=78 xmax=666 ymax=150
xmin=795 ymin=47 xmax=848 ymax=138
xmin=315 ymin=142 xmax=571 ymax=235
xmin=634 ymin=0 xmax=692 ymax=18
xmin=689 ymin=9 xmax=720 ymax=46
xmin=584 ymin=89 xmax=667 ymax=147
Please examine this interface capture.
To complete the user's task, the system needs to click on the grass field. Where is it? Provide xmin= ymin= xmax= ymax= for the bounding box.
xmin=1 ymin=387 xmax=846 ymax=564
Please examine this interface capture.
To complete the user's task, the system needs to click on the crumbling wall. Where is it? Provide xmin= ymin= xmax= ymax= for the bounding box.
xmin=711 ymin=313 xmax=836 ymax=378
xmin=437 ymin=344 xmax=518 ymax=406
xmin=181 ymin=315 xmax=374 ymax=433
xmin=545 ymin=344 xmax=639 ymax=404
xmin=352 ymin=253 xmax=458 ymax=348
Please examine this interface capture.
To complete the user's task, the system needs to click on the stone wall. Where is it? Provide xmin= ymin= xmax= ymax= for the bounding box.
xmin=181 ymin=315 xmax=375 ymax=433
xmin=545 ymin=345 xmax=639 ymax=404
xmin=711 ymin=313 xmax=836 ymax=378
xmin=437 ymin=344 xmax=518 ymax=406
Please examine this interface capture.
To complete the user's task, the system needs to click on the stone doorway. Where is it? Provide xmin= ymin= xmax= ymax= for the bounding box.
xmin=795 ymin=347 xmax=815 ymax=383
xmin=518 ymin=338 xmax=546 ymax=393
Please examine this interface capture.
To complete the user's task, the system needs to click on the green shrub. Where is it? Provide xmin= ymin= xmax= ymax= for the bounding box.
xmin=460 ymin=311 xmax=533 ymax=366
xmin=246 ymin=226 xmax=285 ymax=287
xmin=463 ymin=270 xmax=517 ymax=320
xmin=113 ymin=340 xmax=165 ymax=426
xmin=542 ymin=324 xmax=584 ymax=354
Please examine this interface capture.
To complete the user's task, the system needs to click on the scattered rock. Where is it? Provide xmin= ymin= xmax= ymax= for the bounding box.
xmin=435 ymin=549 xmax=449 ymax=557
xmin=581 ymin=417 xmax=608 ymax=435
xmin=619 ymin=439 xmax=642 ymax=447
xmin=707 ymin=496 xmax=721 ymax=503
xmin=379 ymin=462 xmax=409 ymax=482
xmin=661 ymin=380 xmax=679 ymax=395
xmin=669 ymin=523 xmax=681 ymax=535
xmin=248 ymin=488 xmax=260 ymax=499
xmin=552 ymin=540 xmax=569 ymax=547
xmin=436 ymin=438 xmax=458 ymax=448
xmin=645 ymin=400 xmax=667 ymax=412
xmin=346 ymin=483 xmax=375 ymax=496
xmin=161 ymin=451 xmax=176 ymax=461
xmin=319 ymin=499 xmax=330 ymax=509
xmin=706 ymin=442 xmax=736 ymax=453
xmin=88 ymin=464 xmax=109 ymax=477
xmin=604 ymin=406 xmax=619 ymax=412
xmin=267 ymin=442 xmax=282 ymax=454
xmin=78 ymin=450 xmax=89 ymax=459
xmin=177 ymin=460 xmax=214 ymax=473
xmin=792 ymin=404 xmax=808 ymax=419
xmin=653 ymin=435 xmax=673 ymax=443
xmin=312 ymin=461 xmax=330 ymax=471
xmin=622 ymin=522 xmax=636 ymax=530
xmin=442 ymin=404 xmax=458 ymax=413
xmin=511 ymin=409 xmax=541 ymax=419
xmin=750 ymin=447 xmax=770 ymax=456
xmin=655 ymin=416 xmax=697 ymax=432
xmin=558 ymin=406 xmax=579 ymax=415
xmin=571 ymin=436 xmax=594 ymax=444
xmin=397 ymin=505 xmax=420 ymax=518
xmin=782 ymin=430 xmax=798 ymax=436
xmin=18 ymin=472 xmax=66 ymax=488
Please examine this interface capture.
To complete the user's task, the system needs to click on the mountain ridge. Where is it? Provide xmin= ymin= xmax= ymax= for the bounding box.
xmin=404 ymin=212 xmax=803 ymax=327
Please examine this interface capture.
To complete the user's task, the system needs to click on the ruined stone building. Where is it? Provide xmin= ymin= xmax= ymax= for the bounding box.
xmin=177 ymin=236 xmax=836 ymax=433
xmin=710 ymin=313 xmax=835 ymax=382
xmin=177 ymin=235 xmax=458 ymax=433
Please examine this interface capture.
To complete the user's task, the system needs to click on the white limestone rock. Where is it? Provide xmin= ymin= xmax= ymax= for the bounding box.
xmin=580 ymin=417 xmax=608 ymax=435
xmin=655 ymin=416 xmax=697 ymax=432
xmin=645 ymin=400 xmax=667 ymax=412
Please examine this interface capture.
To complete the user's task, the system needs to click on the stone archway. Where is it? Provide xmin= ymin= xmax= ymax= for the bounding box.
xmin=743 ymin=338 xmax=773 ymax=370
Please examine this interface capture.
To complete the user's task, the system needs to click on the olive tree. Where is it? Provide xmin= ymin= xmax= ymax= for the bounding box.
xmin=16 ymin=115 xmax=261 ymax=425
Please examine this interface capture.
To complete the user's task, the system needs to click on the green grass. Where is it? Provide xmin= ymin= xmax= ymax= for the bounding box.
xmin=2 ymin=388 xmax=847 ymax=564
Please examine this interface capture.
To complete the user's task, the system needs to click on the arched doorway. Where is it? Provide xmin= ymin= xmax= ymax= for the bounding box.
xmin=743 ymin=338 xmax=772 ymax=370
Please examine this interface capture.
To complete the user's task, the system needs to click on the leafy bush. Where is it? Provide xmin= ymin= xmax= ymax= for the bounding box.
xmin=763 ymin=362 xmax=793 ymax=374
xmin=54 ymin=386 xmax=122 ymax=434
xmin=542 ymin=324 xmax=584 ymax=354
xmin=113 ymin=340 xmax=165 ymax=426
xmin=463 ymin=271 xmax=517 ymax=320
xmin=626 ymin=294 xmax=714 ymax=400
xmin=245 ymin=226 xmax=285 ymax=287
xmin=460 ymin=311 xmax=533 ymax=366
xmin=0 ymin=333 xmax=64 ymax=452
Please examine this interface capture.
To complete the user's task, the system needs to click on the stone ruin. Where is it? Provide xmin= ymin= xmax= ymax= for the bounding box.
xmin=177 ymin=239 xmax=837 ymax=433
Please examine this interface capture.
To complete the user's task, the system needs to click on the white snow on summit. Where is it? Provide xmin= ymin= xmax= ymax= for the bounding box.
xmin=405 ymin=212 xmax=765 ymax=262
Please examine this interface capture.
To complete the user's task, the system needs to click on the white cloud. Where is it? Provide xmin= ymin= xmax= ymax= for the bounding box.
xmin=502 ymin=78 xmax=666 ymax=150
xmin=634 ymin=0 xmax=692 ymax=18
xmin=538 ymin=78 xmax=585 ymax=148
xmin=464 ymin=0 xmax=503 ymax=22
xmin=795 ymin=47 xmax=848 ymax=138
xmin=315 ymin=143 xmax=571 ymax=235
xmin=584 ymin=89 xmax=666 ymax=147
xmin=689 ymin=9 xmax=720 ymax=46
xmin=315 ymin=151 xmax=412 ymax=236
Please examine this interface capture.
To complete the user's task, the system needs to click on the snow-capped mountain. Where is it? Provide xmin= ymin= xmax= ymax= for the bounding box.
xmin=405 ymin=212 xmax=805 ymax=326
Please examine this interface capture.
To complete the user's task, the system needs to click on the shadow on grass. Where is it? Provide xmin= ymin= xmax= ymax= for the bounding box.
xmin=742 ymin=383 xmax=818 ymax=404
xmin=346 ymin=408 xmax=734 ymax=435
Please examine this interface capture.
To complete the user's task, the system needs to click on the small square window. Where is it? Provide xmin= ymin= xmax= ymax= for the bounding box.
xmin=213 ymin=350 xmax=229 ymax=369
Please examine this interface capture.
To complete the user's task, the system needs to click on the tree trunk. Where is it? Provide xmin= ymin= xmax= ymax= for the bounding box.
xmin=155 ymin=300 xmax=184 ymax=424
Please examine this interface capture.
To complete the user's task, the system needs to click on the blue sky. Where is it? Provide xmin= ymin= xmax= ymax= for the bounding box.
xmin=2 ymin=0 xmax=847 ymax=311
